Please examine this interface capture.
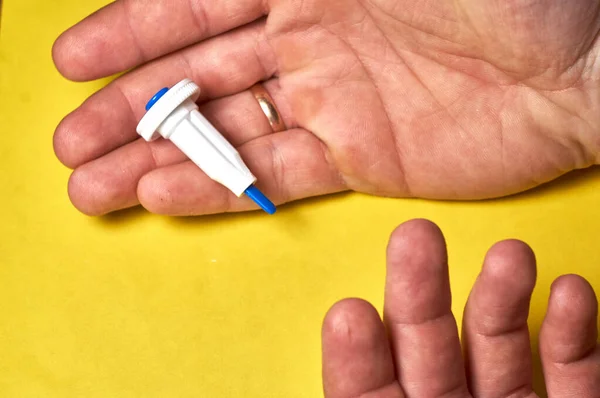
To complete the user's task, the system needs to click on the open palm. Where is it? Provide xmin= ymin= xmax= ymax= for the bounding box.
xmin=53 ymin=0 xmax=600 ymax=215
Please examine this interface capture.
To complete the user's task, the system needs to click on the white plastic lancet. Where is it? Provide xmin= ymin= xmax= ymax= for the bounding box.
xmin=136 ymin=79 xmax=276 ymax=214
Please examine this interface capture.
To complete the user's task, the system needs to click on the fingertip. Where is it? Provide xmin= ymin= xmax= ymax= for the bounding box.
xmin=52 ymin=30 xmax=88 ymax=82
xmin=53 ymin=114 xmax=75 ymax=168
xmin=548 ymin=274 xmax=598 ymax=320
xmin=137 ymin=171 xmax=175 ymax=215
xmin=389 ymin=218 xmax=442 ymax=239
xmin=551 ymin=274 xmax=595 ymax=294
xmin=386 ymin=218 xmax=444 ymax=257
xmin=52 ymin=31 xmax=69 ymax=78
xmin=68 ymin=164 xmax=137 ymax=216
xmin=463 ymin=239 xmax=537 ymax=341
xmin=67 ymin=167 xmax=104 ymax=216
xmin=52 ymin=9 xmax=119 ymax=83
xmin=541 ymin=274 xmax=598 ymax=365
xmin=54 ymin=96 xmax=135 ymax=170
xmin=137 ymin=165 xmax=233 ymax=216
xmin=383 ymin=218 xmax=452 ymax=328
xmin=322 ymin=299 xmax=383 ymax=345
xmin=481 ymin=239 xmax=537 ymax=290
xmin=53 ymin=111 xmax=89 ymax=169
xmin=322 ymin=299 xmax=397 ymax=398
xmin=385 ymin=218 xmax=447 ymax=281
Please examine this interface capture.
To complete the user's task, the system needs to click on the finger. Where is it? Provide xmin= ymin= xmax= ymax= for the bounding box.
xmin=54 ymin=20 xmax=283 ymax=169
xmin=383 ymin=219 xmax=469 ymax=397
xmin=198 ymin=82 xmax=291 ymax=147
xmin=322 ymin=299 xmax=404 ymax=398
xmin=461 ymin=240 xmax=537 ymax=397
xmin=137 ymin=130 xmax=346 ymax=215
xmin=66 ymin=138 xmax=177 ymax=215
xmin=52 ymin=0 xmax=268 ymax=81
xmin=540 ymin=275 xmax=600 ymax=398
xmin=68 ymin=129 xmax=345 ymax=216
xmin=64 ymin=82 xmax=290 ymax=216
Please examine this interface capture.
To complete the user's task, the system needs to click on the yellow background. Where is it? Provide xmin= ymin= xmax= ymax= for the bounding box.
xmin=1 ymin=1 xmax=599 ymax=397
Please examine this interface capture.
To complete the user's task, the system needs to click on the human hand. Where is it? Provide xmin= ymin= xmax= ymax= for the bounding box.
xmin=52 ymin=0 xmax=600 ymax=216
xmin=321 ymin=219 xmax=599 ymax=397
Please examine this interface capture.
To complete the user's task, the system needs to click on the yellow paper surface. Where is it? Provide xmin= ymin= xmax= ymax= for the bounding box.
xmin=1 ymin=1 xmax=599 ymax=397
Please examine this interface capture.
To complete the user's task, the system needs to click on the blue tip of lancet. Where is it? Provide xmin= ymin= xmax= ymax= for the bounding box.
xmin=244 ymin=185 xmax=276 ymax=215
xmin=145 ymin=87 xmax=169 ymax=111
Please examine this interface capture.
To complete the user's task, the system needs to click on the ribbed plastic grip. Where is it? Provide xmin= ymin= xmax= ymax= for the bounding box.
xmin=136 ymin=79 xmax=201 ymax=141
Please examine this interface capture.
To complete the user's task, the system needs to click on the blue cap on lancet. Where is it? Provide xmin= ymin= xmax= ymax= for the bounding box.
xmin=245 ymin=185 xmax=276 ymax=215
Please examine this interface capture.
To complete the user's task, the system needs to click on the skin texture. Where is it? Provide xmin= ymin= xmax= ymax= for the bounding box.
xmin=52 ymin=0 xmax=600 ymax=216
xmin=321 ymin=219 xmax=599 ymax=398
